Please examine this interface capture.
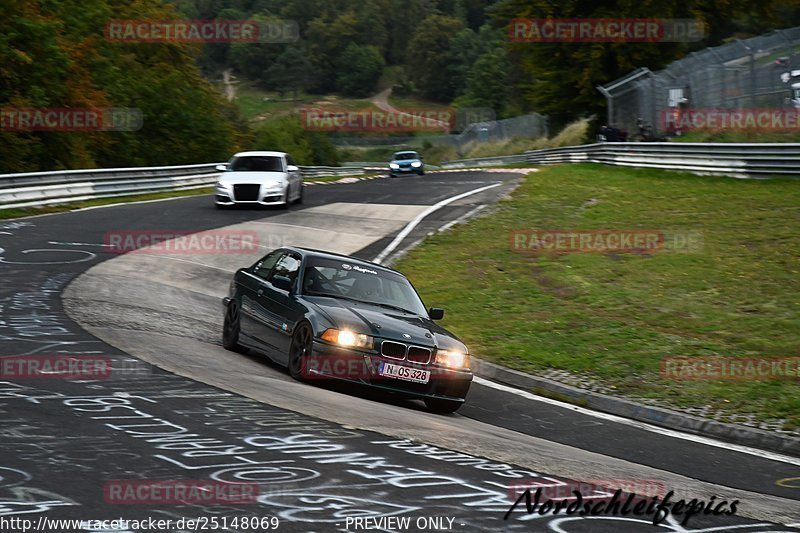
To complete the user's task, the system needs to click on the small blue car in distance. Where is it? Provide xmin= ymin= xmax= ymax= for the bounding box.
xmin=389 ymin=151 xmax=424 ymax=177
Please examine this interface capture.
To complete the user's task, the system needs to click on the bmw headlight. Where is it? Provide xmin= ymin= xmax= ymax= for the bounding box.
xmin=321 ymin=328 xmax=374 ymax=349
xmin=389 ymin=163 xmax=399 ymax=169
xmin=435 ymin=349 xmax=470 ymax=369
xmin=411 ymin=161 xmax=422 ymax=167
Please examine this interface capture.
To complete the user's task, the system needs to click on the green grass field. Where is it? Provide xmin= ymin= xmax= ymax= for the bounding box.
xmin=386 ymin=94 xmax=453 ymax=112
xmin=672 ymin=130 xmax=800 ymax=143
xmin=233 ymin=83 xmax=381 ymax=122
xmin=395 ymin=164 xmax=800 ymax=429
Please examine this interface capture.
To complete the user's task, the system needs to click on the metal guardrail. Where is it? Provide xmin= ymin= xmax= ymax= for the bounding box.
xmin=441 ymin=142 xmax=800 ymax=178
xmin=0 ymin=163 xmax=382 ymax=209
xmin=299 ymin=166 xmax=383 ymax=178
xmin=437 ymin=153 xmax=530 ymax=168
xmin=3 ymin=142 xmax=797 ymax=209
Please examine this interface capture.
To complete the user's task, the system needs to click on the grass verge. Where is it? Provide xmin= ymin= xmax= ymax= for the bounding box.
xmin=395 ymin=164 xmax=800 ymax=429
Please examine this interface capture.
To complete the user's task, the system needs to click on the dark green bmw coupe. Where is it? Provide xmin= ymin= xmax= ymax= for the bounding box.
xmin=222 ymin=247 xmax=472 ymax=413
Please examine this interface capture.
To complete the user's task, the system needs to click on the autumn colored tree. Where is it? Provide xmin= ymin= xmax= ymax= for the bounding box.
xmin=0 ymin=0 xmax=245 ymax=172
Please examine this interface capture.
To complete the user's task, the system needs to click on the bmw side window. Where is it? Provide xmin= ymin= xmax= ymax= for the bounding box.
xmin=269 ymin=254 xmax=301 ymax=285
xmin=252 ymin=251 xmax=282 ymax=280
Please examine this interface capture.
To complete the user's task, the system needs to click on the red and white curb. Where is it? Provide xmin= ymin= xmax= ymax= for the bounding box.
xmin=304 ymin=167 xmax=537 ymax=186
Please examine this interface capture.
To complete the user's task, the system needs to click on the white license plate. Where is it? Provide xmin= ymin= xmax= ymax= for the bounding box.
xmin=379 ymin=362 xmax=430 ymax=384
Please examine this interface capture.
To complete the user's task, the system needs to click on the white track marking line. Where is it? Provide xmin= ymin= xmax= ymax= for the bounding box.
xmin=373 ymin=183 xmax=502 ymax=264
xmin=48 ymin=241 xmax=114 ymax=247
xmin=127 ymin=253 xmax=235 ymax=272
xmin=473 ymin=376 xmax=800 ymax=466
xmin=73 ymin=193 xmax=206 ymax=211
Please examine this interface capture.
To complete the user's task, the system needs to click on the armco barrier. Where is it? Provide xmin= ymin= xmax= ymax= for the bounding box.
xmin=441 ymin=142 xmax=800 ymax=178
xmin=0 ymin=163 xmax=382 ymax=209
xmin=3 ymin=142 xmax=798 ymax=209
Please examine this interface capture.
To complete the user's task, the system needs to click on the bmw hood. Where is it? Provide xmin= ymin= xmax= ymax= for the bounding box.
xmin=217 ymin=171 xmax=287 ymax=186
xmin=308 ymin=298 xmax=466 ymax=353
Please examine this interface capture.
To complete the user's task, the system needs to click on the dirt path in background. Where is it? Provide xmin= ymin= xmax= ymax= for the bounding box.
xmin=369 ymin=86 xmax=450 ymax=130
xmin=223 ymin=69 xmax=236 ymax=102
xmin=370 ymin=87 xmax=397 ymax=113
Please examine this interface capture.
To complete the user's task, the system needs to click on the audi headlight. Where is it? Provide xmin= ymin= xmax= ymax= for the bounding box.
xmin=215 ymin=182 xmax=231 ymax=190
xmin=411 ymin=161 xmax=422 ymax=167
xmin=435 ymin=349 xmax=469 ymax=369
xmin=321 ymin=329 xmax=374 ymax=349
xmin=389 ymin=163 xmax=399 ymax=169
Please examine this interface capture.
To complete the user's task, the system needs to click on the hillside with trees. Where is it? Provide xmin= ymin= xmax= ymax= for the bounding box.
xmin=3 ymin=0 xmax=800 ymax=172
xmin=0 ymin=0 xmax=246 ymax=173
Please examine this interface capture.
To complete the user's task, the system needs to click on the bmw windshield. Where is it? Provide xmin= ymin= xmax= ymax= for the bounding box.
xmin=302 ymin=257 xmax=428 ymax=316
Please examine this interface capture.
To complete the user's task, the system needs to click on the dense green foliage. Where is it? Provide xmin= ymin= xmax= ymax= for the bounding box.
xmin=5 ymin=0 xmax=800 ymax=172
xmin=182 ymin=0 xmax=800 ymax=125
xmin=491 ymin=0 xmax=800 ymax=126
xmin=253 ymin=115 xmax=338 ymax=165
xmin=336 ymin=44 xmax=386 ymax=98
xmin=0 ymin=0 xmax=246 ymax=173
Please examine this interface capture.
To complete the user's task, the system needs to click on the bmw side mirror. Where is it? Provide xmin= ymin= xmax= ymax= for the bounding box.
xmin=272 ymin=275 xmax=293 ymax=292
xmin=429 ymin=308 xmax=444 ymax=320
xmin=216 ymin=164 xmax=228 ymax=171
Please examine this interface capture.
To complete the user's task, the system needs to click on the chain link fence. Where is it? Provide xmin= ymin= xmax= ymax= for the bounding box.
xmin=598 ymin=26 xmax=800 ymax=136
xmin=330 ymin=112 xmax=549 ymax=153
xmin=453 ymin=112 xmax=549 ymax=147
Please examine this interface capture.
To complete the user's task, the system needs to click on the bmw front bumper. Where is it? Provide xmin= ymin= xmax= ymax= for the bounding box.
xmin=307 ymin=341 xmax=472 ymax=403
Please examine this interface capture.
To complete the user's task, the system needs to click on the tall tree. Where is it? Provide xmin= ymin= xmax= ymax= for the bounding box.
xmin=454 ymin=47 xmax=510 ymax=114
xmin=263 ymin=44 xmax=313 ymax=100
xmin=305 ymin=10 xmax=361 ymax=92
xmin=405 ymin=15 xmax=466 ymax=101
xmin=336 ymin=44 xmax=385 ymax=97
xmin=0 ymin=0 xmax=244 ymax=172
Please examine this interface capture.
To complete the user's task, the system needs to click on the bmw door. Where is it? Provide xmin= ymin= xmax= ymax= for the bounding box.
xmin=238 ymin=250 xmax=282 ymax=350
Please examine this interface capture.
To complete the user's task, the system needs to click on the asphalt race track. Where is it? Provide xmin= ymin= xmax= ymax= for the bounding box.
xmin=1 ymin=170 xmax=798 ymax=532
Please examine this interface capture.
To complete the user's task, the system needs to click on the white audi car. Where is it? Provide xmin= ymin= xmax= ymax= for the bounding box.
xmin=214 ymin=151 xmax=303 ymax=208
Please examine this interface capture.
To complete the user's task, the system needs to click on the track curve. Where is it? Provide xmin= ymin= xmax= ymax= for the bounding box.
xmin=1 ymin=171 xmax=798 ymax=531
